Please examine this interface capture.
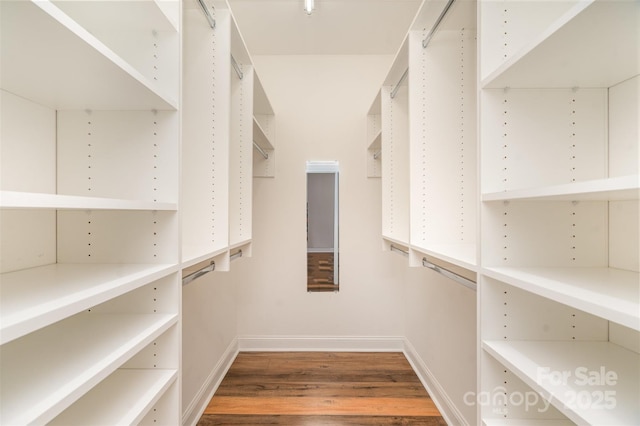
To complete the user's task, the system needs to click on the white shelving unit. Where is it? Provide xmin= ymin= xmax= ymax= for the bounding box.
xmin=182 ymin=0 xmax=274 ymax=272
xmin=407 ymin=0 xmax=477 ymax=272
xmin=229 ymin=13 xmax=254 ymax=251
xmin=381 ymin=37 xmax=410 ymax=249
xmin=372 ymin=0 xmax=478 ymax=278
xmin=181 ymin=0 xmax=232 ymax=270
xmin=478 ymin=0 xmax=640 ymax=424
xmin=0 ymin=0 xmax=181 ymax=423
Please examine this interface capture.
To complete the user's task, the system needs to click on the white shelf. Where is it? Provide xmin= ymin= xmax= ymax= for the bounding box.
xmin=0 ymin=313 xmax=177 ymax=425
xmin=482 ymin=0 xmax=639 ymax=89
xmin=483 ymin=340 xmax=640 ymax=425
xmin=483 ymin=420 xmax=574 ymax=426
xmin=411 ymin=243 xmax=478 ymax=271
xmin=482 ymin=176 xmax=640 ymax=202
xmin=368 ymin=129 xmax=382 ymax=151
xmin=253 ymin=116 xmax=274 ymax=150
xmin=230 ymin=238 xmax=252 ymax=251
xmin=181 ymin=245 xmax=229 ymax=270
xmin=50 ymin=369 xmax=177 ymax=426
xmin=482 ymin=266 xmax=640 ymax=331
xmin=0 ymin=263 xmax=178 ymax=345
xmin=384 ymin=35 xmax=409 ymax=86
xmin=1 ymin=0 xmax=177 ymax=110
xmin=0 ymin=191 xmax=178 ymax=211
xmin=254 ymin=72 xmax=274 ymax=115
xmin=383 ymin=235 xmax=410 ymax=250
xmin=367 ymin=90 xmax=381 ymax=115
xmin=52 ymin=0 xmax=179 ymax=34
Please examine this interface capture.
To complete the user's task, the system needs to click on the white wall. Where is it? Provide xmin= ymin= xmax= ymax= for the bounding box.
xmin=181 ymin=269 xmax=240 ymax=425
xmin=404 ymin=267 xmax=477 ymax=425
xmin=236 ymin=55 xmax=407 ymax=344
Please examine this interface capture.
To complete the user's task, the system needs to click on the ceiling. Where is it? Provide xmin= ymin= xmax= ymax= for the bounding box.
xmin=227 ymin=0 xmax=422 ymax=56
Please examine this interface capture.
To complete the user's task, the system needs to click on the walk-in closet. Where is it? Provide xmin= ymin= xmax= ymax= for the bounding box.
xmin=1 ymin=0 xmax=638 ymax=424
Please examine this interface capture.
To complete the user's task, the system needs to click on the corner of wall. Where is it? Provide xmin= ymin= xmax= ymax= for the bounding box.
xmin=403 ymin=338 xmax=470 ymax=426
xmin=182 ymin=338 xmax=239 ymax=426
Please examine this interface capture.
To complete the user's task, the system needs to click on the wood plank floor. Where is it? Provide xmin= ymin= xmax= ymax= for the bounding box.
xmin=307 ymin=252 xmax=338 ymax=292
xmin=197 ymin=352 xmax=447 ymax=425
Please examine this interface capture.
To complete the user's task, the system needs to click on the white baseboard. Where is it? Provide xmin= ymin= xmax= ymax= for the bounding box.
xmin=237 ymin=335 xmax=404 ymax=352
xmin=182 ymin=338 xmax=239 ymax=426
xmin=403 ymin=339 xmax=468 ymax=426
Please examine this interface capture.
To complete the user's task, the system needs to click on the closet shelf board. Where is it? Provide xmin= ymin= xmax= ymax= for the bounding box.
xmin=0 ymin=263 xmax=178 ymax=345
xmin=49 ymin=369 xmax=177 ymax=426
xmin=411 ymin=243 xmax=478 ymax=271
xmin=482 ymin=0 xmax=639 ymax=89
xmin=1 ymin=0 xmax=177 ymax=110
xmin=253 ymin=117 xmax=274 ymax=150
xmin=482 ymin=175 xmax=640 ymax=202
xmin=0 ymin=191 xmax=177 ymax=211
xmin=0 ymin=313 xmax=177 ymax=425
xmin=483 ymin=266 xmax=640 ymax=331
xmin=483 ymin=340 xmax=640 ymax=425
xmin=368 ymin=129 xmax=382 ymax=151
xmin=181 ymin=245 xmax=229 ymax=270
xmin=51 ymin=0 xmax=179 ymax=33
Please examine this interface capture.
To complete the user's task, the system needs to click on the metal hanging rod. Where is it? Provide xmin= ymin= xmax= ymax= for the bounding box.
xmin=230 ymin=249 xmax=243 ymax=261
xmin=422 ymin=0 xmax=456 ymax=49
xmin=390 ymin=68 xmax=409 ymax=99
xmin=373 ymin=150 xmax=382 ymax=160
xmin=197 ymin=0 xmax=216 ymax=29
xmin=422 ymin=258 xmax=476 ymax=290
xmin=253 ymin=141 xmax=269 ymax=159
xmin=230 ymin=54 xmax=244 ymax=80
xmin=182 ymin=260 xmax=215 ymax=285
xmin=390 ymin=244 xmax=409 ymax=256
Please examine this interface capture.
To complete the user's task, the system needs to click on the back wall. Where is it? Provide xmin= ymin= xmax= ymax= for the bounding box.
xmin=236 ymin=54 xmax=407 ymax=346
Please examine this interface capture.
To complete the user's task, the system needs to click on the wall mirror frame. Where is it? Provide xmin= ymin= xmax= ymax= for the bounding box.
xmin=306 ymin=161 xmax=339 ymax=292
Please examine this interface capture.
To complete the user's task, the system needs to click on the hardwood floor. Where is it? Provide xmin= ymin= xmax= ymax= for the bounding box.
xmin=307 ymin=252 xmax=338 ymax=292
xmin=197 ymin=352 xmax=447 ymax=425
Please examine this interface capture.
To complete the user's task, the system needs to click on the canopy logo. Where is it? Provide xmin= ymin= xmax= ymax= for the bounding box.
xmin=465 ymin=366 xmax=618 ymax=415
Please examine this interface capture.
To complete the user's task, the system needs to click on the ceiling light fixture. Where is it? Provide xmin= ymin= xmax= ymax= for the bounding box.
xmin=304 ymin=0 xmax=314 ymax=15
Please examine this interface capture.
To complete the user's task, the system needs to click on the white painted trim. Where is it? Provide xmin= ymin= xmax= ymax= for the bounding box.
xmin=182 ymin=338 xmax=239 ymax=426
xmin=306 ymin=248 xmax=335 ymax=253
xmin=237 ymin=335 xmax=404 ymax=352
xmin=305 ymin=160 xmax=339 ymax=173
xmin=403 ymin=338 xmax=469 ymax=426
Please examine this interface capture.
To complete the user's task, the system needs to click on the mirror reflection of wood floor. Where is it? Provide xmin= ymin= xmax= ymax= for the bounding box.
xmin=307 ymin=252 xmax=338 ymax=292
xmin=197 ymin=352 xmax=447 ymax=425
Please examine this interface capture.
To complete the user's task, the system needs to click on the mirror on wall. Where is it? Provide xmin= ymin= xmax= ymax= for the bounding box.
xmin=306 ymin=161 xmax=339 ymax=292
